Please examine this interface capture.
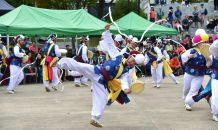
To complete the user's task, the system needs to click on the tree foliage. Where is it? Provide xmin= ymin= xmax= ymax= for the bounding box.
xmin=108 ymin=0 xmax=147 ymax=22
xmin=5 ymin=0 xmax=98 ymax=10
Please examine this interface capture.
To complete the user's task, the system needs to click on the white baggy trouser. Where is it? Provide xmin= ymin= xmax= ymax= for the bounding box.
xmin=43 ymin=66 xmax=59 ymax=88
xmin=7 ymin=65 xmax=24 ymax=91
xmin=211 ymin=79 xmax=218 ymax=116
xmin=183 ymin=73 xmax=204 ymax=106
xmin=57 ymin=58 xmax=107 ymax=120
xmin=151 ymin=62 xmax=163 ymax=85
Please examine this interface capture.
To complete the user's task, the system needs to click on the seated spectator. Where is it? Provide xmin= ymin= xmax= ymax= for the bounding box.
xmin=207 ymin=37 xmax=213 ymax=45
xmin=214 ymin=21 xmax=218 ymax=33
xmin=213 ymin=16 xmax=218 ymax=28
xmin=176 ymin=35 xmax=182 ymax=43
xmin=183 ymin=37 xmax=190 ymax=45
xmin=184 ymin=40 xmax=192 ymax=49
xmin=174 ymin=15 xmax=183 ymax=33
xmin=184 ymin=31 xmax=191 ymax=40
xmin=175 ymin=44 xmax=185 ymax=54
xmin=165 ymin=41 xmax=173 ymax=51
xmin=24 ymin=51 xmax=35 ymax=83
xmin=207 ymin=17 xmax=214 ymax=32
xmin=165 ymin=17 xmax=172 ymax=28
xmin=157 ymin=8 xmax=164 ymax=20
xmin=188 ymin=16 xmax=193 ymax=28
xmin=185 ymin=0 xmax=189 ymax=7
xmin=155 ymin=17 xmax=162 ymax=25
xmin=156 ymin=0 xmax=159 ymax=6
xmin=170 ymin=54 xmax=182 ymax=76
xmin=29 ymin=41 xmax=38 ymax=55
xmin=93 ymin=51 xmax=100 ymax=65
xmin=182 ymin=16 xmax=190 ymax=31
xmin=167 ymin=49 xmax=173 ymax=59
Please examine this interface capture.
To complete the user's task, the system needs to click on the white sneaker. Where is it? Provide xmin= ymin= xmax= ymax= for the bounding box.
xmin=185 ymin=104 xmax=191 ymax=111
xmin=207 ymin=29 xmax=209 ymax=32
xmin=152 ymin=81 xmax=155 ymax=84
xmin=8 ymin=91 xmax=14 ymax=94
xmin=157 ymin=84 xmax=160 ymax=88
xmin=213 ymin=115 xmax=218 ymax=121
xmin=187 ymin=5 xmax=188 ymax=7
xmin=176 ymin=81 xmax=180 ymax=84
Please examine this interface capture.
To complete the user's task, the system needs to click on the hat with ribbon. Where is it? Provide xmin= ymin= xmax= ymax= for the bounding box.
xmin=130 ymin=50 xmax=144 ymax=64
xmin=15 ymin=35 xmax=25 ymax=43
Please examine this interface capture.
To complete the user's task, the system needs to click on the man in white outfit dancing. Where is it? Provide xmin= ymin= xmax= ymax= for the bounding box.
xmin=55 ymin=24 xmax=145 ymax=128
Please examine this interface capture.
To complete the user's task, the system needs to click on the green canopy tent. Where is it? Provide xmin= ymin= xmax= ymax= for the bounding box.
xmin=0 ymin=5 xmax=127 ymax=52
xmin=113 ymin=12 xmax=177 ymax=38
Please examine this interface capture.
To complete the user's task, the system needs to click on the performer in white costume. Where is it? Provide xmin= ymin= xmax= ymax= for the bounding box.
xmin=207 ymin=34 xmax=218 ymax=121
xmin=0 ymin=35 xmax=25 ymax=94
xmin=73 ymin=38 xmax=89 ymax=87
xmin=143 ymin=41 xmax=163 ymax=88
xmin=121 ymin=37 xmax=139 ymax=56
xmin=181 ymin=32 xmax=210 ymax=111
xmin=41 ymin=34 xmax=61 ymax=92
xmin=156 ymin=39 xmax=179 ymax=84
xmin=56 ymin=24 xmax=145 ymax=128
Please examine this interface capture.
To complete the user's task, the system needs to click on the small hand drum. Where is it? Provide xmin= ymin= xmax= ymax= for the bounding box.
xmin=50 ymin=57 xmax=58 ymax=67
xmin=97 ymin=44 xmax=102 ymax=51
xmin=129 ymin=81 xmax=145 ymax=94
xmin=88 ymin=50 xmax=93 ymax=58
xmin=200 ymin=44 xmax=211 ymax=57
xmin=152 ymin=61 xmax=158 ymax=69
xmin=22 ymin=55 xmax=29 ymax=63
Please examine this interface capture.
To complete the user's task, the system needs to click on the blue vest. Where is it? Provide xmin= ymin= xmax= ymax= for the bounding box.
xmin=94 ymin=55 xmax=131 ymax=85
xmin=185 ymin=48 xmax=206 ymax=76
xmin=74 ymin=43 xmax=87 ymax=63
xmin=44 ymin=43 xmax=56 ymax=58
xmin=0 ymin=44 xmax=4 ymax=61
xmin=211 ymin=55 xmax=218 ymax=80
xmin=11 ymin=45 xmax=22 ymax=66
xmin=147 ymin=46 xmax=162 ymax=64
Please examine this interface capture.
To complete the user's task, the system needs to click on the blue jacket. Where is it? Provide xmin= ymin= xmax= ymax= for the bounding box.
xmin=175 ymin=10 xmax=182 ymax=19
xmin=192 ymin=9 xmax=199 ymax=16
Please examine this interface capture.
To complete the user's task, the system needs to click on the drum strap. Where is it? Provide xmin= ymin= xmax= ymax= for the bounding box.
xmin=77 ymin=44 xmax=85 ymax=55
xmin=148 ymin=50 xmax=173 ymax=75
xmin=193 ymin=47 xmax=207 ymax=63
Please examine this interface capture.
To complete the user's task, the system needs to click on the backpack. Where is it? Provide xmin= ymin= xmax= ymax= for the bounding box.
xmin=204 ymin=8 xmax=208 ymax=15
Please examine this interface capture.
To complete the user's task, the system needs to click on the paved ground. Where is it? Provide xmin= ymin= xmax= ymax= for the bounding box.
xmin=0 ymin=75 xmax=217 ymax=130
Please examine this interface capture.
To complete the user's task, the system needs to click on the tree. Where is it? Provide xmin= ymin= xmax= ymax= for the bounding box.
xmin=5 ymin=0 xmax=34 ymax=8
xmin=24 ymin=0 xmax=98 ymax=10
xmin=108 ymin=0 xmax=147 ymax=22
xmin=93 ymin=0 xmax=114 ymax=19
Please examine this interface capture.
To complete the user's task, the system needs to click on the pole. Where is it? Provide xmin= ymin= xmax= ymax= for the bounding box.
xmin=35 ymin=35 xmax=38 ymax=53
xmin=138 ymin=0 xmax=140 ymax=15
xmin=6 ymin=34 xmax=9 ymax=54
xmin=76 ymin=34 xmax=77 ymax=48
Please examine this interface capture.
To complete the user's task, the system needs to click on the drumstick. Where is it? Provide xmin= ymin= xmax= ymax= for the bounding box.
xmin=109 ymin=19 xmax=120 ymax=25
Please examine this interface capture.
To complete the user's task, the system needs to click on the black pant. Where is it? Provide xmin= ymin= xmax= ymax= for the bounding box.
xmin=215 ymin=4 xmax=218 ymax=10
xmin=142 ymin=64 xmax=151 ymax=76
xmin=150 ymin=18 xmax=155 ymax=22
xmin=207 ymin=24 xmax=214 ymax=29
xmin=183 ymin=25 xmax=189 ymax=31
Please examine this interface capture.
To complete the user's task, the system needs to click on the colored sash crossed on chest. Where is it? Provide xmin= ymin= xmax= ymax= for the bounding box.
xmin=148 ymin=50 xmax=173 ymax=75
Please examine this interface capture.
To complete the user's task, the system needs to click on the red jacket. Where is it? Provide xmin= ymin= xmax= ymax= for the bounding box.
xmin=29 ymin=45 xmax=38 ymax=54
xmin=170 ymin=58 xmax=181 ymax=71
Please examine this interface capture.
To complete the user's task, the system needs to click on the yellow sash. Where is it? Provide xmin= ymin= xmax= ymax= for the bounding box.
xmin=72 ymin=44 xmax=85 ymax=59
xmin=107 ymin=59 xmax=125 ymax=104
xmin=41 ymin=43 xmax=55 ymax=80
xmin=128 ymin=46 xmax=133 ymax=52
xmin=106 ymin=54 xmax=110 ymax=61
xmin=148 ymin=50 xmax=173 ymax=76
xmin=193 ymin=47 xmax=200 ymax=53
